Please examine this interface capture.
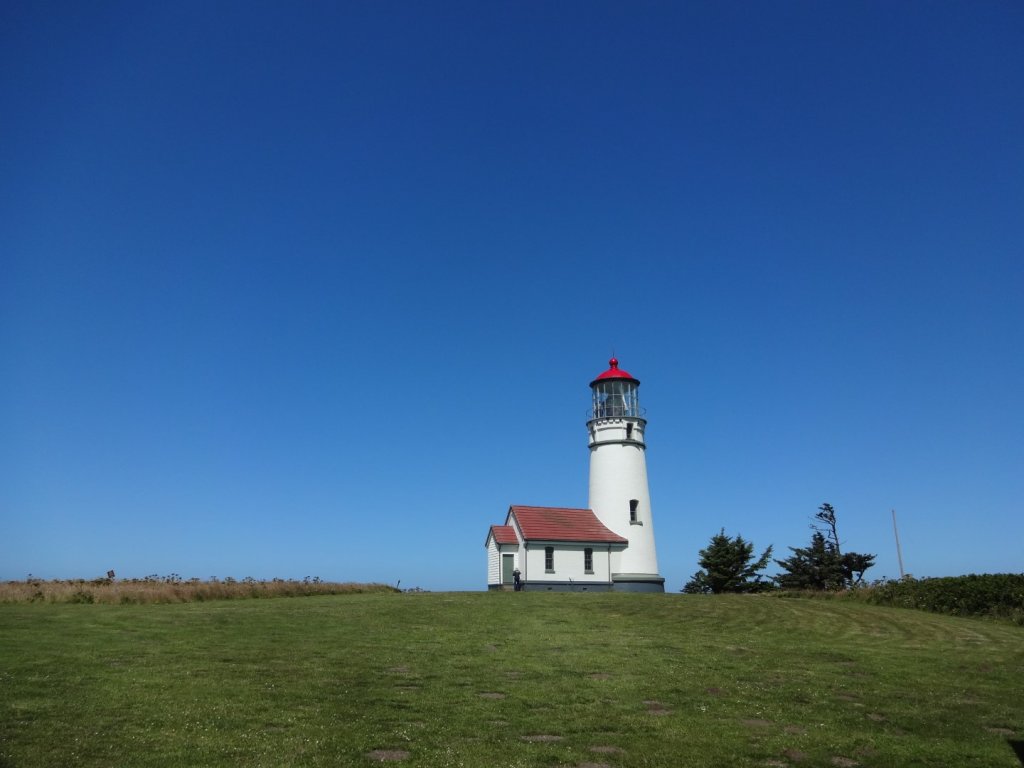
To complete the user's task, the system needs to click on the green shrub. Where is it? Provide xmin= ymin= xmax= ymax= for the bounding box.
xmin=858 ymin=574 xmax=1024 ymax=623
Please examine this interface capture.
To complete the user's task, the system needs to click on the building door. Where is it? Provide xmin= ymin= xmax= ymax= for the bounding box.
xmin=502 ymin=554 xmax=515 ymax=585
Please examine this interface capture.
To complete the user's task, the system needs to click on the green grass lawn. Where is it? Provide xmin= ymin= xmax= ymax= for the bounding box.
xmin=1 ymin=593 xmax=1021 ymax=767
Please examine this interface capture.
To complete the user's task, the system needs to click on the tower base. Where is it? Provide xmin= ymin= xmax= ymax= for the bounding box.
xmin=611 ymin=574 xmax=666 ymax=593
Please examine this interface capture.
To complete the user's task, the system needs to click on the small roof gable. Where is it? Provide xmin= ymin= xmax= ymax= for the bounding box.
xmin=507 ymin=505 xmax=628 ymax=544
xmin=487 ymin=524 xmax=518 ymax=546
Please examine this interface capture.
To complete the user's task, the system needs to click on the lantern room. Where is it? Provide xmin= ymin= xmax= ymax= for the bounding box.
xmin=589 ymin=358 xmax=642 ymax=420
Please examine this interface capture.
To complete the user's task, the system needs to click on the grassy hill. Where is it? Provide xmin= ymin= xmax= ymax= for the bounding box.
xmin=1 ymin=592 xmax=1021 ymax=767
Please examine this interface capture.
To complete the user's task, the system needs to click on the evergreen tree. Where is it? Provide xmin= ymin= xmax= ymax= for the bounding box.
xmin=812 ymin=503 xmax=841 ymax=551
xmin=841 ymin=551 xmax=876 ymax=585
xmin=773 ymin=531 xmax=845 ymax=590
xmin=682 ymin=529 xmax=773 ymax=594
xmin=775 ymin=503 xmax=877 ymax=589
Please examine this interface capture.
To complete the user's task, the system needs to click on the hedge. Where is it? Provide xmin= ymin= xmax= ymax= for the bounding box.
xmin=856 ymin=573 xmax=1024 ymax=624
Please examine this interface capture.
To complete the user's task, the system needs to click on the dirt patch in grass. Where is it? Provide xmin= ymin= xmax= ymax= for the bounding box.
xmin=742 ymin=718 xmax=772 ymax=728
xmin=569 ymin=763 xmax=611 ymax=768
xmin=836 ymin=692 xmax=859 ymax=702
xmin=521 ymin=735 xmax=563 ymax=743
xmin=783 ymin=725 xmax=807 ymax=735
xmin=985 ymin=726 xmax=1015 ymax=735
xmin=588 ymin=673 xmax=610 ymax=680
xmin=706 ymin=686 xmax=723 ymax=696
xmin=366 ymin=749 xmax=410 ymax=761
xmin=783 ymin=748 xmax=807 ymax=762
xmin=589 ymin=746 xmax=624 ymax=755
xmin=479 ymin=692 xmax=506 ymax=699
xmin=866 ymin=712 xmax=886 ymax=722
xmin=830 ymin=757 xmax=859 ymax=767
xmin=386 ymin=666 xmax=410 ymax=674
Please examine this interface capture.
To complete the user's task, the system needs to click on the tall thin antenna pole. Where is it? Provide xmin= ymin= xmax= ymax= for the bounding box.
xmin=891 ymin=508 xmax=905 ymax=579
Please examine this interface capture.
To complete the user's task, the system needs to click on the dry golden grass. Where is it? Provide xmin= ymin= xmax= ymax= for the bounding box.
xmin=0 ymin=576 xmax=398 ymax=604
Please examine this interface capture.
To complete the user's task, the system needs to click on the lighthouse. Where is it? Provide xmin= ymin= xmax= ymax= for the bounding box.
xmin=587 ymin=358 xmax=665 ymax=592
xmin=484 ymin=357 xmax=664 ymax=592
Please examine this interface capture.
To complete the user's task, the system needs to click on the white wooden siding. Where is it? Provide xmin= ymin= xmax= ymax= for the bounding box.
xmin=522 ymin=542 xmax=615 ymax=583
xmin=487 ymin=534 xmax=521 ymax=586
xmin=487 ymin=537 xmax=500 ymax=585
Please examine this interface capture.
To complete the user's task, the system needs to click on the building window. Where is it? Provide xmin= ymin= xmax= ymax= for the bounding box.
xmin=629 ymin=499 xmax=639 ymax=523
xmin=626 ymin=423 xmax=633 ymax=440
xmin=584 ymin=548 xmax=593 ymax=573
xmin=545 ymin=546 xmax=555 ymax=572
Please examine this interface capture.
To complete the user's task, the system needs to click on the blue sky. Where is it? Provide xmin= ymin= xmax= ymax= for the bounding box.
xmin=2 ymin=2 xmax=1021 ymax=590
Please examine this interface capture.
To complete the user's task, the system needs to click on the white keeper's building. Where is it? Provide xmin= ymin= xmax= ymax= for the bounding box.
xmin=485 ymin=358 xmax=665 ymax=592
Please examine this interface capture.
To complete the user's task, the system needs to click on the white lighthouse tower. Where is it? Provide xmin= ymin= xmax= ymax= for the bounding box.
xmin=587 ymin=358 xmax=665 ymax=592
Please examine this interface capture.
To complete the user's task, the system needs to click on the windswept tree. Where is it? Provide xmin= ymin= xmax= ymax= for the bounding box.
xmin=683 ymin=529 xmax=773 ymax=594
xmin=841 ymin=552 xmax=876 ymax=586
xmin=775 ymin=503 xmax=876 ymax=589
xmin=813 ymin=503 xmax=842 ymax=550
xmin=774 ymin=531 xmax=845 ymax=590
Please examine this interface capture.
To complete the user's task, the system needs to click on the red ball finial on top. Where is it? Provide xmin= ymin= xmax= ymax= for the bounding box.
xmin=608 ymin=357 xmax=619 ymax=369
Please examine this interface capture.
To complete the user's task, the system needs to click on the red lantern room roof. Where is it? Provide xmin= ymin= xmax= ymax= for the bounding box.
xmin=591 ymin=357 xmax=639 ymax=387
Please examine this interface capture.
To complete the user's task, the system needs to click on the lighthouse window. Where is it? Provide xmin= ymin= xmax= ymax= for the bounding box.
xmin=626 ymin=423 xmax=633 ymax=440
xmin=584 ymin=548 xmax=594 ymax=573
xmin=629 ymin=499 xmax=639 ymax=523
xmin=545 ymin=547 xmax=555 ymax=573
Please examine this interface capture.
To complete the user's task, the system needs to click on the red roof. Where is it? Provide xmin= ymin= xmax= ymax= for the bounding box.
xmin=507 ymin=505 xmax=628 ymax=544
xmin=591 ymin=357 xmax=639 ymax=385
xmin=488 ymin=525 xmax=518 ymax=546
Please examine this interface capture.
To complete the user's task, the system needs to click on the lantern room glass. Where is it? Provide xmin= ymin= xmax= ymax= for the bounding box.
xmin=591 ymin=379 xmax=639 ymax=419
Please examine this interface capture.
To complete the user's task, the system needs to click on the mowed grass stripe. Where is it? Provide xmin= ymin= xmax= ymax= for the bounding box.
xmin=1 ymin=593 xmax=1021 ymax=767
